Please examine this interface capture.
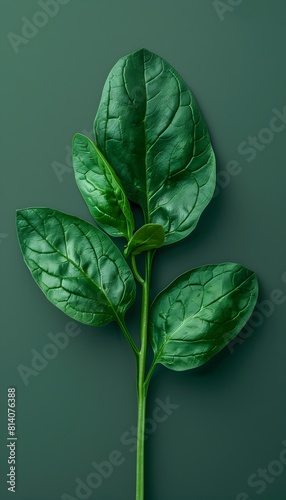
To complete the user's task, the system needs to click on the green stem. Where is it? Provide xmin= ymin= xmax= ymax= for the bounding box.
xmin=136 ymin=251 xmax=152 ymax=500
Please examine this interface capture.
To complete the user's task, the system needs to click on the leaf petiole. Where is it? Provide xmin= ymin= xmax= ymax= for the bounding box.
xmin=144 ymin=359 xmax=157 ymax=391
xmin=117 ymin=317 xmax=139 ymax=358
xmin=131 ymin=254 xmax=144 ymax=285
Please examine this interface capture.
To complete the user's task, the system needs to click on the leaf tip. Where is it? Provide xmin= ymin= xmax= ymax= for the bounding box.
xmin=72 ymin=132 xmax=84 ymax=147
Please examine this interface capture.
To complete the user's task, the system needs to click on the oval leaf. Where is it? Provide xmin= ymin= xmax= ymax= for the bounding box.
xmin=149 ymin=263 xmax=258 ymax=371
xmin=16 ymin=208 xmax=136 ymax=327
xmin=124 ymin=224 xmax=165 ymax=257
xmin=72 ymin=133 xmax=134 ymax=239
xmin=94 ymin=48 xmax=216 ymax=245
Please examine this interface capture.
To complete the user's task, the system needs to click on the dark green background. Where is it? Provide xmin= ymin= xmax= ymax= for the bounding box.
xmin=1 ymin=1 xmax=286 ymax=499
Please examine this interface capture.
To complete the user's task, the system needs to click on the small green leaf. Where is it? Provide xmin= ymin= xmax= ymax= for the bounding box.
xmin=150 ymin=263 xmax=258 ymax=371
xmin=72 ymin=133 xmax=134 ymax=239
xmin=94 ymin=48 xmax=216 ymax=245
xmin=124 ymin=224 xmax=165 ymax=257
xmin=16 ymin=208 xmax=136 ymax=327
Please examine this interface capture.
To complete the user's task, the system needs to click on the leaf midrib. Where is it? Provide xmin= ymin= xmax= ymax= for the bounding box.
xmin=142 ymin=49 xmax=150 ymax=223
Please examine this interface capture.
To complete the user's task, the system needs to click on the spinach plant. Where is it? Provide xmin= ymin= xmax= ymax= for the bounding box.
xmin=16 ymin=49 xmax=258 ymax=499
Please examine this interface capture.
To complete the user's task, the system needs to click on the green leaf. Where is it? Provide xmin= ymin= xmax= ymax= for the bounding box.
xmin=72 ymin=133 xmax=134 ymax=239
xmin=124 ymin=224 xmax=165 ymax=257
xmin=149 ymin=263 xmax=258 ymax=371
xmin=16 ymin=208 xmax=136 ymax=327
xmin=94 ymin=48 xmax=216 ymax=245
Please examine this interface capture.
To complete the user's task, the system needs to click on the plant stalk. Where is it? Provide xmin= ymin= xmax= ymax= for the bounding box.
xmin=136 ymin=251 xmax=152 ymax=500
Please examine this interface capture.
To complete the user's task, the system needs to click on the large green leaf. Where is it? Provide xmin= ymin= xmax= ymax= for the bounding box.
xmin=149 ymin=263 xmax=258 ymax=370
xmin=124 ymin=224 xmax=165 ymax=257
xmin=16 ymin=208 xmax=136 ymax=327
xmin=94 ymin=48 xmax=216 ymax=245
xmin=72 ymin=133 xmax=134 ymax=239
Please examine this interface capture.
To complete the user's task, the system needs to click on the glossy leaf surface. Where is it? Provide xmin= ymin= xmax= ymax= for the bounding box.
xmin=16 ymin=208 xmax=136 ymax=326
xmin=94 ymin=48 xmax=216 ymax=245
xmin=124 ymin=224 xmax=165 ymax=257
xmin=150 ymin=263 xmax=258 ymax=370
xmin=73 ymin=133 xmax=134 ymax=239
